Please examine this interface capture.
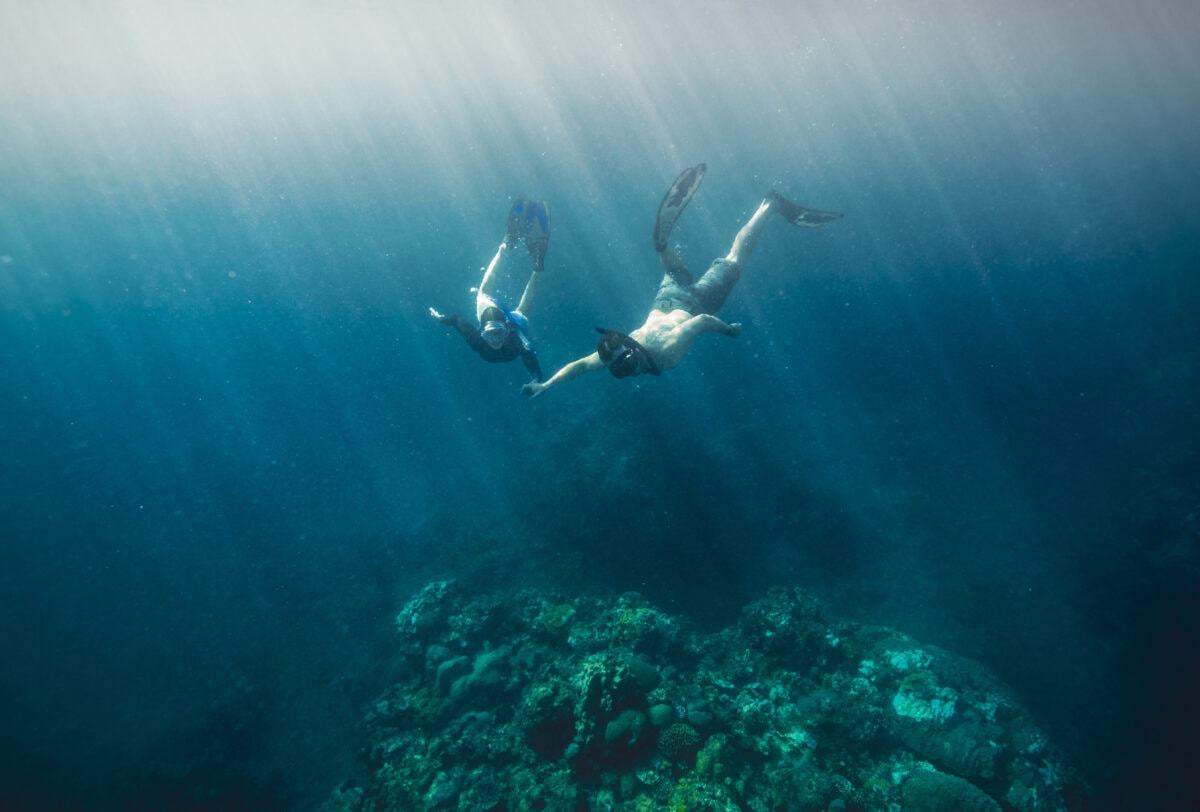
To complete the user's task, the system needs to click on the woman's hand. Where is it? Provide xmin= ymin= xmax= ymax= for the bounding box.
xmin=522 ymin=381 xmax=548 ymax=399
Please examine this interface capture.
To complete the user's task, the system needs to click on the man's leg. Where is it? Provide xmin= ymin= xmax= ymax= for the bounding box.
xmin=658 ymin=246 xmax=693 ymax=285
xmin=725 ymin=199 xmax=773 ymax=266
xmin=690 ymin=259 xmax=742 ymax=315
xmin=727 ymin=193 xmax=844 ymax=266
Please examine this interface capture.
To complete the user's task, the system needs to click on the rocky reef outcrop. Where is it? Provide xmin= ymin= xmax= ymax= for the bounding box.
xmin=321 ymin=581 xmax=1085 ymax=811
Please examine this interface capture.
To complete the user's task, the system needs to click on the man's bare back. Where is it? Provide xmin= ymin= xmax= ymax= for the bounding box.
xmin=630 ymin=309 xmax=742 ymax=372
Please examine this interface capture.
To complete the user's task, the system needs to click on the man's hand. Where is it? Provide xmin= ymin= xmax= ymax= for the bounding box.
xmin=428 ymin=307 xmax=445 ymax=321
xmin=522 ymin=381 xmax=548 ymax=399
xmin=727 ymin=322 xmax=743 ymax=337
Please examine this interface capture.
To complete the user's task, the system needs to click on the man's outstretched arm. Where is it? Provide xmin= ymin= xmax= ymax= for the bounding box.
xmin=681 ymin=313 xmax=742 ymax=339
xmin=522 ymin=352 xmax=604 ymax=398
xmin=658 ymin=314 xmax=741 ymax=367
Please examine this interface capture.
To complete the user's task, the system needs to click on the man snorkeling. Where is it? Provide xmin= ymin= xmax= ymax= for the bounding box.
xmin=430 ymin=199 xmax=550 ymax=382
xmin=521 ymin=165 xmax=841 ymax=398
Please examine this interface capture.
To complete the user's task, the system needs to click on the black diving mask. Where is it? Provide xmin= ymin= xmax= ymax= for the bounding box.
xmin=595 ymin=328 xmax=660 ymax=379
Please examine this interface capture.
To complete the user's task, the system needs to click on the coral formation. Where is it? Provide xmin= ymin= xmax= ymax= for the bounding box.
xmin=321 ymin=582 xmax=1085 ymax=811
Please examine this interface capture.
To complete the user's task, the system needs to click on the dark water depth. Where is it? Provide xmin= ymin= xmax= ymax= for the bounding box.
xmin=2 ymin=2 xmax=1198 ymax=809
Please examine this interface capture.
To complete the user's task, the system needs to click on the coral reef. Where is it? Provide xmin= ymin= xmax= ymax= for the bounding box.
xmin=321 ymin=582 xmax=1085 ymax=811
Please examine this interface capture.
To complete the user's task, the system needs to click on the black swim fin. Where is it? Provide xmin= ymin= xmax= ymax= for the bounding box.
xmin=653 ymin=163 xmax=706 ymax=252
xmin=765 ymin=190 xmax=843 ymax=227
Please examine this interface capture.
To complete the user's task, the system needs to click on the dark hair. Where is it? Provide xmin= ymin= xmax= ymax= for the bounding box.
xmin=595 ymin=329 xmax=626 ymax=364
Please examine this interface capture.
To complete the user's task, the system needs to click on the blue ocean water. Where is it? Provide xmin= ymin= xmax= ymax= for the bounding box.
xmin=2 ymin=2 xmax=1197 ymax=808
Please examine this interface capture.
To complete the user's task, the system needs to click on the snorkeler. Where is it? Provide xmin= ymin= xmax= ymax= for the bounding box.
xmin=430 ymin=199 xmax=550 ymax=382
xmin=521 ymin=166 xmax=841 ymax=398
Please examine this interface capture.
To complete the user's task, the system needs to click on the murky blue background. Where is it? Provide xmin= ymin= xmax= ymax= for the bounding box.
xmin=2 ymin=2 xmax=1197 ymax=808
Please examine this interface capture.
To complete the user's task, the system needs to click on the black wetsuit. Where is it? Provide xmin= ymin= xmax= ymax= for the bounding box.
xmin=437 ymin=314 xmax=542 ymax=381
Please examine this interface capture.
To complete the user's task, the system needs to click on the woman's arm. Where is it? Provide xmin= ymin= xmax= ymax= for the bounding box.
xmin=431 ymin=308 xmax=485 ymax=347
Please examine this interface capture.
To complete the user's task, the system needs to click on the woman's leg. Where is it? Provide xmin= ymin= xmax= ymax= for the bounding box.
xmin=475 ymin=241 xmax=508 ymax=321
xmin=516 ymin=269 xmax=540 ymax=314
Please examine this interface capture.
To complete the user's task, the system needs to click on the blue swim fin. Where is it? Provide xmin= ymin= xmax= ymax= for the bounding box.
xmin=505 ymin=199 xmax=551 ymax=271
xmin=505 ymin=200 xmax=527 ymax=248
xmin=524 ymin=200 xmax=550 ymax=272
